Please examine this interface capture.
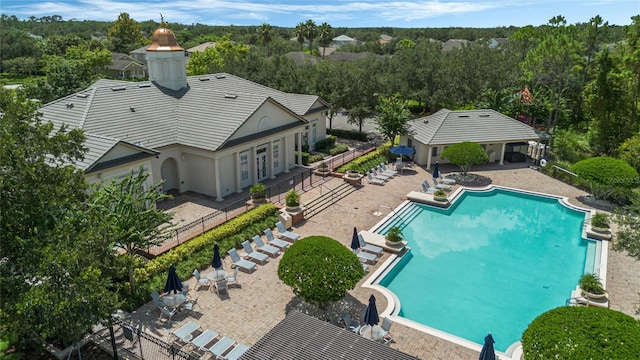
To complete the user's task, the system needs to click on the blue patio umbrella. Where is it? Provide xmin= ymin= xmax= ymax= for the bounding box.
xmin=350 ymin=227 xmax=360 ymax=251
xmin=479 ymin=333 xmax=496 ymax=360
xmin=164 ymin=264 xmax=183 ymax=294
xmin=389 ymin=145 xmax=415 ymax=156
xmin=363 ymin=294 xmax=380 ymax=326
xmin=432 ymin=161 xmax=441 ymax=181
xmin=211 ymin=244 xmax=223 ymax=270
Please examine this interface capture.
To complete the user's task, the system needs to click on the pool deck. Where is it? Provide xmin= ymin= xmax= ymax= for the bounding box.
xmin=128 ymin=161 xmax=640 ymax=360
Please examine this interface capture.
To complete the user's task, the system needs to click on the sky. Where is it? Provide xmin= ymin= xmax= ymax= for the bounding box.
xmin=1 ymin=0 xmax=638 ymax=28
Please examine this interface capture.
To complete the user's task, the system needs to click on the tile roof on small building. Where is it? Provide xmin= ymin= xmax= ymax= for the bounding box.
xmin=441 ymin=39 xmax=470 ymax=51
xmin=240 ymin=311 xmax=419 ymax=359
xmin=409 ymin=109 xmax=550 ymax=146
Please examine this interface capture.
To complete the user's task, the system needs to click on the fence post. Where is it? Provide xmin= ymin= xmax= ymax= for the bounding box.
xmin=202 ymin=218 xmax=205 ymax=234
xmin=109 ymin=325 xmax=119 ymax=360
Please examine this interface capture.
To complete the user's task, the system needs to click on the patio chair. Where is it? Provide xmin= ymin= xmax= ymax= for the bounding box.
xmin=377 ymin=164 xmax=397 ymax=177
xmin=366 ymin=172 xmax=385 ymax=186
xmin=182 ymin=295 xmax=202 ymax=314
xmin=252 ymin=235 xmax=280 ymax=257
xmin=264 ymin=228 xmax=291 ymax=249
xmin=192 ymin=269 xmax=210 ymax=291
xmin=354 ymin=249 xmax=377 ymax=265
xmin=190 ymin=329 xmax=219 ymax=351
xmin=123 ymin=324 xmax=139 ymax=345
xmin=361 ymin=258 xmax=370 ymax=274
xmin=180 ymin=282 xmax=190 ymax=296
xmin=241 ymin=240 xmax=269 ymax=265
xmin=358 ymin=233 xmax=384 ymax=256
xmin=225 ymin=267 xmax=239 ymax=287
xmin=214 ymin=279 xmax=228 ymax=297
xmin=207 ymin=336 xmax=235 ymax=358
xmin=151 ymin=290 xmax=166 ymax=309
xmin=275 ymin=221 xmax=301 ymax=242
xmin=379 ymin=317 xmax=394 ymax=344
xmin=223 ymin=343 xmax=249 ymax=360
xmin=370 ymin=168 xmax=391 ymax=181
xmin=227 ymin=248 xmax=257 ymax=273
xmin=342 ymin=313 xmax=361 ymax=333
xmin=159 ymin=306 xmax=177 ymax=324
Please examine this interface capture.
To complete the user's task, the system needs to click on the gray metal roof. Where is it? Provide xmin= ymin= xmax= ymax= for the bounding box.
xmin=78 ymin=133 xmax=158 ymax=172
xmin=37 ymin=73 xmax=327 ymax=162
xmin=240 ymin=311 xmax=419 ymax=360
xmin=408 ymin=108 xmax=550 ymax=146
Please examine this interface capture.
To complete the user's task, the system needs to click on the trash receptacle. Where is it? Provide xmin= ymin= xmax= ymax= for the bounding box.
xmin=279 ymin=211 xmax=292 ymax=229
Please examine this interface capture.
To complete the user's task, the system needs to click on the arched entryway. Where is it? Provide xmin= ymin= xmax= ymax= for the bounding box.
xmin=160 ymin=158 xmax=179 ymax=192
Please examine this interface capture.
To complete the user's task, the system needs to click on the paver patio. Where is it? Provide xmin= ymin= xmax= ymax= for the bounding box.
xmin=127 ymin=161 xmax=640 ymax=360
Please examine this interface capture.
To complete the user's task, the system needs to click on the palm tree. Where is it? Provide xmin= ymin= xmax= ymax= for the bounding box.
xmin=318 ymin=22 xmax=333 ymax=59
xmin=258 ymin=23 xmax=272 ymax=57
xmin=304 ymin=19 xmax=318 ymax=54
xmin=294 ymin=22 xmax=305 ymax=51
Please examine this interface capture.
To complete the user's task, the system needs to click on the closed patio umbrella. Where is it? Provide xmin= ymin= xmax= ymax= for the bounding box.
xmin=350 ymin=227 xmax=360 ymax=251
xmin=389 ymin=145 xmax=415 ymax=156
xmin=164 ymin=264 xmax=183 ymax=294
xmin=432 ymin=161 xmax=441 ymax=182
xmin=211 ymin=244 xmax=223 ymax=270
xmin=363 ymin=294 xmax=379 ymax=326
xmin=479 ymin=333 xmax=496 ymax=360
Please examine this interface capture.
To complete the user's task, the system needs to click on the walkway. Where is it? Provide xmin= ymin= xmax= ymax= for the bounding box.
xmin=128 ymin=161 xmax=640 ymax=360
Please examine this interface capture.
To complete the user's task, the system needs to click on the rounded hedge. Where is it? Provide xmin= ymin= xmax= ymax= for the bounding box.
xmin=277 ymin=236 xmax=364 ymax=307
xmin=522 ymin=306 xmax=640 ymax=359
xmin=571 ymin=156 xmax=639 ymax=188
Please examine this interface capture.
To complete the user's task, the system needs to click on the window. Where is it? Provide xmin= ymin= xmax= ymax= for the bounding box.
xmin=240 ymin=153 xmax=249 ymax=182
xmin=273 ymin=142 xmax=280 ymax=172
xmin=431 ymin=147 xmax=438 ymax=157
xmin=312 ymin=122 xmax=317 ymax=143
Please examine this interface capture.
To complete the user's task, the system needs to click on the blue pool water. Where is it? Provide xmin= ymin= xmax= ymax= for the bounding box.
xmin=377 ymin=188 xmax=594 ymax=352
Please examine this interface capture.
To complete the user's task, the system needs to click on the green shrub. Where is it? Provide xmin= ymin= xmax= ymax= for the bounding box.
xmin=308 ymin=153 xmax=324 ymax=163
xmin=327 ymin=128 xmax=369 ymax=142
xmin=314 ymin=135 xmax=337 ymax=150
xmin=590 ymin=213 xmax=610 ymax=228
xmin=285 ymin=189 xmax=300 ymax=207
xmin=337 ymin=142 xmax=391 ymax=173
xmin=294 ymin=151 xmax=310 ymax=165
xmin=571 ymin=157 xmax=639 ymax=188
xmin=277 ymin=236 xmax=364 ymax=307
xmin=250 ymin=183 xmax=266 ymax=200
xmin=522 ymin=306 xmax=640 ymax=359
xmin=579 ymin=273 xmax=605 ymax=294
xmin=328 ymin=144 xmax=349 ymax=155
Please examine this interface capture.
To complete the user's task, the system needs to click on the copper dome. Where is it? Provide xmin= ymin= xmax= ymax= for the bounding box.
xmin=147 ymin=27 xmax=184 ymax=51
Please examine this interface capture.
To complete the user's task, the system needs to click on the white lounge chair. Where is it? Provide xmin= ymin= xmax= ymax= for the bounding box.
xmin=275 ymin=221 xmax=301 ymax=242
xmin=227 ymin=248 xmax=257 ymax=273
xmin=208 ymin=336 xmax=235 ymax=358
xmin=264 ymin=228 xmax=290 ymax=250
xmin=191 ymin=329 xmax=219 ymax=351
xmin=378 ymin=164 xmax=398 ymax=177
xmin=241 ymin=240 xmax=269 ymax=264
xmin=358 ymin=233 xmax=384 ymax=256
xmin=371 ymin=168 xmax=391 ymax=181
xmin=223 ymin=343 xmax=249 ymax=360
xmin=421 ymin=181 xmax=437 ymax=194
xmin=366 ymin=172 xmax=385 ymax=185
xmin=427 ymin=178 xmax=452 ymax=191
xmin=170 ymin=320 xmax=200 ymax=344
xmin=354 ymin=249 xmax=377 ymax=264
xmin=252 ymin=235 xmax=280 ymax=257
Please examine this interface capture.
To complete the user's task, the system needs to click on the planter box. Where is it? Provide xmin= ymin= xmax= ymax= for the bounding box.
xmin=286 ymin=207 xmax=305 ymax=225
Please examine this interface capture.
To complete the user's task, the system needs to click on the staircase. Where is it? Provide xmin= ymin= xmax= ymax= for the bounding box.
xmin=303 ymin=182 xmax=359 ymax=219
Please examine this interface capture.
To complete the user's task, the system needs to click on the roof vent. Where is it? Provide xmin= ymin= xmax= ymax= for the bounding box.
xmin=65 ymin=102 xmax=74 ymax=108
xmin=423 ymin=119 xmax=429 ymax=124
xmin=458 ymin=115 xmax=469 ymax=118
xmin=479 ymin=114 xmax=490 ymax=117
xmin=224 ymin=94 xmax=237 ymax=99
xmin=199 ymin=77 xmax=210 ymax=81
xmin=138 ymin=83 xmax=151 ymax=88
xmin=76 ymin=93 xmax=88 ymax=98
xmin=215 ymin=74 xmax=226 ymax=79
xmin=130 ymin=106 xmax=135 ymax=112
xmin=111 ymin=86 xmax=126 ymax=91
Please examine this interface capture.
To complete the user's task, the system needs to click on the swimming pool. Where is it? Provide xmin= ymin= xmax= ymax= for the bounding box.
xmin=370 ymin=187 xmax=601 ymax=354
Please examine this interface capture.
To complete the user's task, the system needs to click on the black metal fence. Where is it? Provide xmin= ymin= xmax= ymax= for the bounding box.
xmin=92 ymin=318 xmax=197 ymax=360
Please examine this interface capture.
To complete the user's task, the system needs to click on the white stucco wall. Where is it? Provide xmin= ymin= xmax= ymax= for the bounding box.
xmin=230 ymin=104 xmax=303 ymax=140
xmin=85 ymin=159 xmax=154 ymax=189
xmin=184 ymin=154 xmax=214 ymax=197
xmin=217 ymin=154 xmax=236 ymax=197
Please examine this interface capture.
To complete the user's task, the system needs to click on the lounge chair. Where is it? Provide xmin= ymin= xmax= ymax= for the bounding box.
xmin=275 ymin=221 xmax=301 ymax=242
xmin=191 ymin=329 xmax=219 ymax=351
xmin=371 ymin=168 xmax=391 ymax=181
xmin=432 ymin=179 xmax=453 ymax=191
xmin=227 ymin=248 xmax=257 ymax=273
xmin=252 ymin=235 xmax=280 ymax=257
xmin=354 ymin=249 xmax=377 ymax=265
xmin=439 ymin=177 xmax=456 ymax=185
xmin=366 ymin=172 xmax=385 ymax=185
xmin=342 ymin=313 xmax=361 ymax=333
xmin=421 ymin=181 xmax=437 ymax=194
xmin=207 ymin=336 xmax=235 ymax=358
xmin=241 ymin=240 xmax=269 ymax=265
xmin=379 ymin=317 xmax=394 ymax=344
xmin=358 ymin=233 xmax=384 ymax=256
xmin=192 ymin=269 xmax=210 ymax=291
xmin=170 ymin=320 xmax=200 ymax=344
xmin=264 ymin=228 xmax=291 ymax=249
xmin=223 ymin=343 xmax=249 ymax=360
xmin=377 ymin=164 xmax=398 ymax=177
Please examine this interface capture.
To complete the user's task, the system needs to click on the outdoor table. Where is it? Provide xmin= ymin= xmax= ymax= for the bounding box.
xmin=207 ymin=269 xmax=227 ymax=281
xmin=163 ymin=293 xmax=186 ymax=308
xmin=359 ymin=325 xmax=384 ymax=341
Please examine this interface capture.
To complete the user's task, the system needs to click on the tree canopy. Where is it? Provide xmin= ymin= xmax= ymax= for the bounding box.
xmin=374 ymin=94 xmax=412 ymax=144
xmin=277 ymin=236 xmax=364 ymax=307
xmin=440 ymin=141 xmax=488 ymax=175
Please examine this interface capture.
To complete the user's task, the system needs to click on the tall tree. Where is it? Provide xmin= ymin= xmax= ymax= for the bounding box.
xmin=88 ymin=167 xmax=173 ymax=295
xmin=294 ymin=22 xmax=305 ymax=51
xmin=0 ymin=88 xmax=118 ymax=350
xmin=186 ymin=35 xmax=250 ymax=75
xmin=303 ymin=19 xmax=318 ymax=54
xmin=374 ymin=94 xmax=412 ymax=144
xmin=107 ymin=12 xmax=144 ymax=53
xmin=257 ymin=23 xmax=273 ymax=57
xmin=317 ymin=22 xmax=333 ymax=58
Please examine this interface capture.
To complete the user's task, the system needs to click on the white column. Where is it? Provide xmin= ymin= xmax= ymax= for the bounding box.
xmin=283 ymin=135 xmax=290 ymax=173
xmin=251 ymin=145 xmax=257 ymax=184
xmin=269 ymin=140 xmax=276 ymax=179
xmin=214 ymin=157 xmax=223 ymax=202
xmin=426 ymin=146 xmax=433 ymax=170
xmin=499 ymin=142 xmax=506 ymax=165
xmin=296 ymin=132 xmax=302 ymax=167
xmin=234 ymin=152 xmax=242 ymax=193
